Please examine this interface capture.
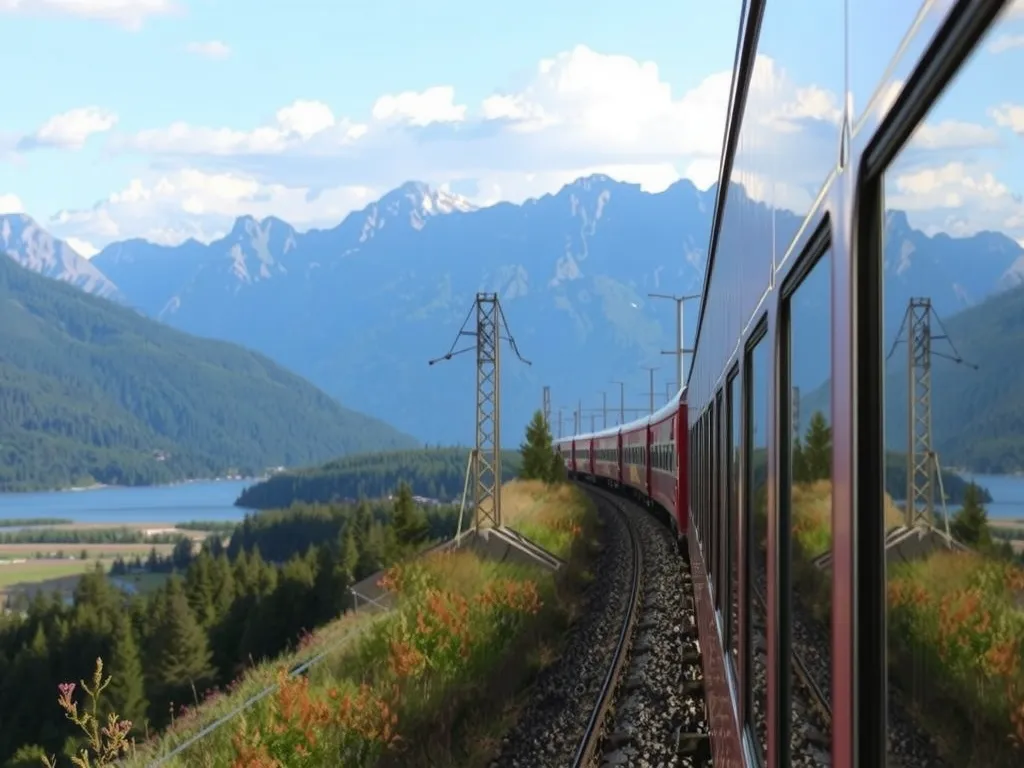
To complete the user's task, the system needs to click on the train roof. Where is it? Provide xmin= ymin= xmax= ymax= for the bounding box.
xmin=554 ymin=385 xmax=689 ymax=443
xmin=649 ymin=386 xmax=686 ymax=424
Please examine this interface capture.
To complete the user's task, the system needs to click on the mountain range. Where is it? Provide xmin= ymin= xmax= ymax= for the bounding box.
xmin=0 ymin=250 xmax=417 ymax=492
xmin=3 ymin=175 xmax=1023 ymax=469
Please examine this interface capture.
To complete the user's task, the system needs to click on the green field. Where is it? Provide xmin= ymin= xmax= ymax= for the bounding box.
xmin=0 ymin=560 xmax=96 ymax=588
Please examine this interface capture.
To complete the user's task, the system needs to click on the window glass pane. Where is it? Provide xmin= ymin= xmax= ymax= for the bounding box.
xmin=881 ymin=9 xmax=1024 ymax=764
xmin=729 ymin=372 xmax=741 ymax=670
xmin=748 ymin=335 xmax=769 ymax=761
xmin=786 ymin=250 xmax=833 ymax=763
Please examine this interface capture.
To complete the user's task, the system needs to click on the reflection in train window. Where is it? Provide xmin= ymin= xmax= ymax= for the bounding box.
xmin=727 ymin=369 xmax=740 ymax=671
xmin=880 ymin=9 xmax=1024 ymax=765
xmin=783 ymin=247 xmax=833 ymax=763
xmin=716 ymin=388 xmax=727 ymax=626
xmin=746 ymin=331 xmax=768 ymax=763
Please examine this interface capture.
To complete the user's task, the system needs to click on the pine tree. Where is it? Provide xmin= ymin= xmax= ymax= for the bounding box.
xmin=951 ymin=481 xmax=991 ymax=548
xmin=802 ymin=411 xmax=832 ymax=482
xmin=149 ymin=577 xmax=214 ymax=719
xmin=392 ymin=482 xmax=428 ymax=548
xmin=185 ymin=551 xmax=216 ymax=628
xmin=104 ymin=612 xmax=148 ymax=729
xmin=210 ymin=553 xmax=236 ymax=619
xmin=549 ymin=447 xmax=566 ymax=483
xmin=791 ymin=435 xmax=809 ymax=483
xmin=341 ymin=525 xmax=359 ymax=583
xmin=521 ymin=410 xmax=558 ymax=482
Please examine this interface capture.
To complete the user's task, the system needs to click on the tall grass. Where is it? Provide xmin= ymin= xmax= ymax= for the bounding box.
xmin=44 ymin=480 xmax=596 ymax=768
xmin=789 ymin=479 xmax=1024 ymax=765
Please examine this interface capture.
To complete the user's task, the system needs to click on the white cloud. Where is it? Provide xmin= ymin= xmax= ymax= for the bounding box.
xmin=888 ymin=160 xmax=1022 ymax=239
xmin=911 ymin=119 xmax=999 ymax=149
xmin=0 ymin=0 xmax=178 ymax=30
xmin=0 ymin=193 xmax=25 ymax=214
xmin=20 ymin=106 xmax=118 ymax=150
xmin=185 ymin=40 xmax=231 ymax=60
xmin=64 ymin=236 xmax=99 ymax=258
xmin=991 ymin=102 xmax=1024 ymax=133
xmin=989 ymin=33 xmax=1024 ymax=54
xmin=372 ymin=86 xmax=466 ymax=126
xmin=39 ymin=45 xmax=1017 ymax=250
xmin=49 ymin=169 xmax=379 ymax=245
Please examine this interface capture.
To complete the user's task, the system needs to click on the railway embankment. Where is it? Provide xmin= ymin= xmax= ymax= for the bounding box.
xmin=46 ymin=480 xmax=597 ymax=768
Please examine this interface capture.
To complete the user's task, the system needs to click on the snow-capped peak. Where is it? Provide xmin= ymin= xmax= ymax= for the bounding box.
xmin=354 ymin=181 xmax=476 ymax=241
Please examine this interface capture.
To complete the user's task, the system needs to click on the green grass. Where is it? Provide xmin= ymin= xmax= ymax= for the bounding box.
xmin=0 ymin=560 xmax=99 ymax=587
xmin=104 ymin=479 xmax=597 ymax=768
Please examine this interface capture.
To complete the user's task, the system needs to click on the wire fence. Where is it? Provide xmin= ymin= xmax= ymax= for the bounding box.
xmin=134 ymin=588 xmax=394 ymax=767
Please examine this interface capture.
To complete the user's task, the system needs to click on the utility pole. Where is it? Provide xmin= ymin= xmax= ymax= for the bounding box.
xmin=666 ymin=381 xmax=675 ymax=403
xmin=642 ymin=366 xmax=659 ymax=414
xmin=611 ymin=380 xmax=626 ymax=425
xmin=542 ymin=385 xmax=551 ymax=430
xmin=649 ymin=292 xmax=701 ymax=386
xmin=887 ymin=297 xmax=977 ymax=528
xmin=429 ymin=293 xmax=530 ymax=530
xmin=601 ymin=391 xmax=608 ymax=429
xmin=558 ymin=408 xmax=563 ymax=439
xmin=590 ymin=413 xmax=596 ymax=431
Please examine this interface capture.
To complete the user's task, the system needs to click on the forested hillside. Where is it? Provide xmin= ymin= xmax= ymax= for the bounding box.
xmin=0 ymin=255 xmax=418 ymax=491
xmin=0 ymin=490 xmax=450 ymax=765
xmin=235 ymin=447 xmax=524 ymax=509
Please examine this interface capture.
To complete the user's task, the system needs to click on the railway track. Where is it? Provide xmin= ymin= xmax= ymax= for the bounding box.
xmin=752 ymin=587 xmax=832 ymax=733
xmin=574 ymin=487 xmax=710 ymax=768
xmin=490 ymin=484 xmax=708 ymax=768
xmin=751 ymin=580 xmax=947 ymax=768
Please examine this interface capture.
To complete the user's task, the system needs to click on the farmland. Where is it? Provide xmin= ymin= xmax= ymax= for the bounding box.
xmin=0 ymin=521 xmax=224 ymax=606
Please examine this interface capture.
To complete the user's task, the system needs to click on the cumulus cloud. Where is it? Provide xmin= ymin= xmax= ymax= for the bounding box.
xmin=888 ymin=160 xmax=1022 ymax=239
xmin=0 ymin=0 xmax=178 ymax=30
xmin=185 ymin=40 xmax=231 ymax=60
xmin=18 ymin=107 xmax=118 ymax=151
xmin=0 ymin=193 xmax=25 ymax=214
xmin=64 ymin=236 xmax=99 ymax=258
xmin=49 ymin=169 xmax=380 ymax=245
xmin=40 ymin=44 xmax=1021 ymax=249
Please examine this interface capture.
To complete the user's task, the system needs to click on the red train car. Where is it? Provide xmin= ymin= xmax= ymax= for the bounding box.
xmin=620 ymin=418 xmax=649 ymax=499
xmin=648 ymin=395 xmax=689 ymax=545
xmin=591 ymin=427 xmax=620 ymax=486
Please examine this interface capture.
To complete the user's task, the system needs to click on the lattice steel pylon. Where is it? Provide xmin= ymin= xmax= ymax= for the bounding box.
xmin=429 ymin=293 xmax=530 ymax=530
xmin=887 ymin=297 xmax=977 ymax=527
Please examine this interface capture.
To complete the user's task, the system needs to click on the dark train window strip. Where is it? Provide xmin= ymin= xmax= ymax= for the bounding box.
xmin=743 ymin=315 xmax=768 ymax=765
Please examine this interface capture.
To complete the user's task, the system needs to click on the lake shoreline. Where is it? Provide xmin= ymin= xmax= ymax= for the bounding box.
xmin=0 ymin=475 xmax=267 ymax=498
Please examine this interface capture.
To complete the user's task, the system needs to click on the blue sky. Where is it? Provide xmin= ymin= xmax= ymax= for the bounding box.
xmin=1 ymin=0 xmax=1023 ymax=257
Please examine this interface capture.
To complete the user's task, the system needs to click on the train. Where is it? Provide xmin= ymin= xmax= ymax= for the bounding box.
xmin=554 ymin=394 xmax=689 ymax=553
xmin=555 ymin=2 xmax=1020 ymax=767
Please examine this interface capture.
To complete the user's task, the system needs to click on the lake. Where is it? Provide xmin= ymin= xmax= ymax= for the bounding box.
xmin=0 ymin=472 xmax=1021 ymax=527
xmin=0 ymin=480 xmax=257 ymax=526
xmin=959 ymin=473 xmax=1024 ymax=521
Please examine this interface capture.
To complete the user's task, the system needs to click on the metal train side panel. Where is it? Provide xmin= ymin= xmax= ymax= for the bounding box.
xmin=689 ymin=522 xmax=744 ymax=768
xmin=620 ymin=426 xmax=648 ymax=497
xmin=593 ymin=433 xmax=619 ymax=484
xmin=675 ymin=402 xmax=690 ymax=537
xmin=649 ymin=410 xmax=678 ymax=524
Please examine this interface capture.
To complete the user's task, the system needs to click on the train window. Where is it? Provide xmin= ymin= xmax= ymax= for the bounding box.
xmin=713 ymin=390 xmax=724 ymax=614
xmin=747 ymin=328 xmax=768 ymax=763
xmin=726 ymin=368 xmax=740 ymax=672
xmin=875 ymin=15 xmax=1024 ymax=763
xmin=717 ymin=388 xmax=728 ymax=630
xmin=782 ymin=241 xmax=833 ymax=763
